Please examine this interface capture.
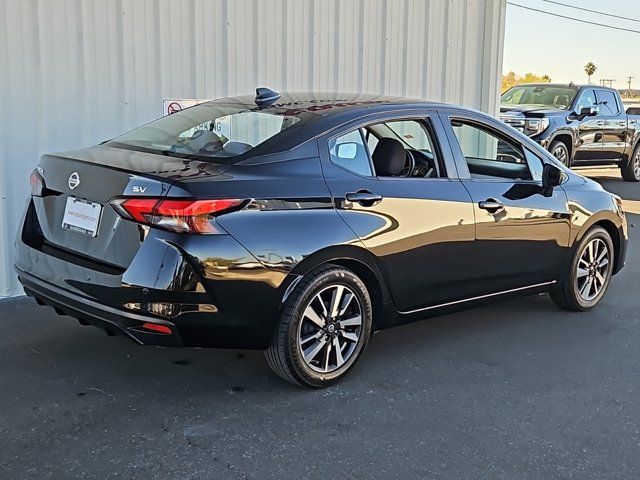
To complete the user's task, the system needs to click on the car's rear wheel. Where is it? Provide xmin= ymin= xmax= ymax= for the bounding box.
xmin=550 ymin=226 xmax=614 ymax=311
xmin=621 ymin=143 xmax=640 ymax=182
xmin=265 ymin=264 xmax=372 ymax=388
xmin=549 ymin=140 xmax=570 ymax=166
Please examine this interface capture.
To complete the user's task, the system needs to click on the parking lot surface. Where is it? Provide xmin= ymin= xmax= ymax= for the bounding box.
xmin=2 ymin=168 xmax=640 ymax=479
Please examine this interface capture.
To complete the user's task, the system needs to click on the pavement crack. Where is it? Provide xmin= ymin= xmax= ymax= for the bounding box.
xmin=85 ymin=387 xmax=117 ymax=402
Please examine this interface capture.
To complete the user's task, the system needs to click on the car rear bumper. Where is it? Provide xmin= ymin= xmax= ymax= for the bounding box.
xmin=16 ymin=264 xmax=285 ymax=349
xmin=14 ymin=203 xmax=291 ymax=349
xmin=17 ymin=268 xmax=185 ymax=346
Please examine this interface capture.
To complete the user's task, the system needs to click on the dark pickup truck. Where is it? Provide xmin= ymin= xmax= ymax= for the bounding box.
xmin=500 ymin=83 xmax=640 ymax=181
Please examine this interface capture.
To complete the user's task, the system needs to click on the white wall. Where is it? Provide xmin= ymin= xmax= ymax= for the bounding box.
xmin=0 ymin=0 xmax=506 ymax=297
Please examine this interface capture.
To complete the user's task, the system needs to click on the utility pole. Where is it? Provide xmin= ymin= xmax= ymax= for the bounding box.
xmin=627 ymin=76 xmax=635 ymax=98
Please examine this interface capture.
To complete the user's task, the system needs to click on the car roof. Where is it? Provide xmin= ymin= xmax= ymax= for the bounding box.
xmin=204 ymin=91 xmax=447 ymax=116
xmin=507 ymin=83 xmax=617 ymax=92
xmin=198 ymin=91 xmax=466 ymax=156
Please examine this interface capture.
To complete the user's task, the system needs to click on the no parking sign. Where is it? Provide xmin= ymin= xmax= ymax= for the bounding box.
xmin=162 ymin=99 xmax=207 ymax=116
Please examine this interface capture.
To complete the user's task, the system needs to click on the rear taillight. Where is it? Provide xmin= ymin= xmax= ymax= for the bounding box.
xmin=30 ymin=169 xmax=45 ymax=196
xmin=110 ymin=197 xmax=244 ymax=234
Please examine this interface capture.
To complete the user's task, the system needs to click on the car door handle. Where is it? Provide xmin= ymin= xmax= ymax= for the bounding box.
xmin=618 ymin=121 xmax=626 ymax=127
xmin=345 ymin=190 xmax=383 ymax=206
xmin=596 ymin=121 xmax=605 ymax=126
xmin=478 ymin=198 xmax=504 ymax=214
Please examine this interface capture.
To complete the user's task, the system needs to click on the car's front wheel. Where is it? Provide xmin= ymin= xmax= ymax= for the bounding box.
xmin=265 ymin=264 xmax=372 ymax=388
xmin=550 ymin=226 xmax=614 ymax=311
xmin=549 ymin=140 xmax=570 ymax=166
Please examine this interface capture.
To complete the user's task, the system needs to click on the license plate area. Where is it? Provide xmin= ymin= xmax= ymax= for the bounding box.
xmin=61 ymin=197 xmax=103 ymax=237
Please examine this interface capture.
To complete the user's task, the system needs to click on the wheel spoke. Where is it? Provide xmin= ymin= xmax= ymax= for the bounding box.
xmin=340 ymin=331 xmax=359 ymax=342
xmin=301 ymin=330 xmax=323 ymax=345
xmin=595 ymin=244 xmax=606 ymax=264
xmin=595 ymin=270 xmax=605 ymax=289
xmin=598 ymin=257 xmax=609 ymax=268
xmin=304 ymin=305 xmax=325 ymax=328
xmin=323 ymin=340 xmax=332 ymax=371
xmin=339 ymin=315 xmax=362 ymax=328
xmin=333 ymin=337 xmax=345 ymax=367
xmin=338 ymin=292 xmax=354 ymax=316
xmin=576 ymin=267 xmax=589 ymax=278
xmin=329 ymin=286 xmax=345 ymax=318
xmin=587 ymin=242 xmax=595 ymax=262
xmin=303 ymin=338 xmax=327 ymax=363
xmin=580 ymin=278 xmax=593 ymax=298
xmin=316 ymin=296 xmax=328 ymax=318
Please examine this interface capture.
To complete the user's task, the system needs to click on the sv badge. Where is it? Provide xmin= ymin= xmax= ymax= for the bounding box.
xmin=132 ymin=186 xmax=148 ymax=193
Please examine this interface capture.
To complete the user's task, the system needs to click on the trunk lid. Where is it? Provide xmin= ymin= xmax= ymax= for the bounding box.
xmin=32 ymin=145 xmax=230 ymax=269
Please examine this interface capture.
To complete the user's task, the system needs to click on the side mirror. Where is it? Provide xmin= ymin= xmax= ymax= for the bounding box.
xmin=336 ymin=142 xmax=358 ymax=159
xmin=577 ymin=106 xmax=598 ymax=119
xmin=542 ymin=163 xmax=564 ymax=189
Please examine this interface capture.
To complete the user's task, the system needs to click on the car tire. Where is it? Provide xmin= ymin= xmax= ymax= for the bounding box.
xmin=620 ymin=143 xmax=640 ymax=182
xmin=550 ymin=226 xmax=614 ymax=311
xmin=549 ymin=140 xmax=571 ymax=166
xmin=265 ymin=264 xmax=373 ymax=388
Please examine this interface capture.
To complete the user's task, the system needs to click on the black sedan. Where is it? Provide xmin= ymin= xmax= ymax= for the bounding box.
xmin=15 ymin=89 xmax=628 ymax=387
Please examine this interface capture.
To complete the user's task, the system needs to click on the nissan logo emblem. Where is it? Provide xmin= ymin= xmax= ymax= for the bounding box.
xmin=68 ymin=172 xmax=80 ymax=190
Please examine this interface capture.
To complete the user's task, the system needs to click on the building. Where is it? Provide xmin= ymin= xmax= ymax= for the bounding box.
xmin=0 ymin=0 xmax=506 ymax=297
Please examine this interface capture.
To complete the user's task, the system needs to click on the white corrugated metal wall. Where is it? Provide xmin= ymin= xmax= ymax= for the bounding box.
xmin=0 ymin=0 xmax=506 ymax=297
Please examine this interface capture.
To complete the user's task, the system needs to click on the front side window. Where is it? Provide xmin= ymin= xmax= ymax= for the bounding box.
xmin=595 ymin=90 xmax=620 ymax=116
xmin=328 ymin=130 xmax=373 ymax=176
xmin=575 ymin=89 xmax=597 ymax=112
xmin=451 ymin=120 xmax=532 ymax=180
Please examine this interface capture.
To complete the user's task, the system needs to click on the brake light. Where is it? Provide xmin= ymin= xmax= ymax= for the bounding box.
xmin=110 ymin=197 xmax=244 ymax=234
xmin=30 ymin=169 xmax=45 ymax=196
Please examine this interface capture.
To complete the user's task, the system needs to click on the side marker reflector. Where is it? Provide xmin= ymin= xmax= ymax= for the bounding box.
xmin=142 ymin=322 xmax=172 ymax=335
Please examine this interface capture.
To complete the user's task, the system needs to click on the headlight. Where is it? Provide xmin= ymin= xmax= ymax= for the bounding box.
xmin=524 ymin=118 xmax=549 ymax=136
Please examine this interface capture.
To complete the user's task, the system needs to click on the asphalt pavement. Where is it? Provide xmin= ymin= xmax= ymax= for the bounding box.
xmin=2 ymin=168 xmax=640 ymax=479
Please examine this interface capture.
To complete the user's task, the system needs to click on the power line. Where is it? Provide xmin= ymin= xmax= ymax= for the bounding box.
xmin=507 ymin=2 xmax=640 ymax=34
xmin=540 ymin=0 xmax=640 ymax=24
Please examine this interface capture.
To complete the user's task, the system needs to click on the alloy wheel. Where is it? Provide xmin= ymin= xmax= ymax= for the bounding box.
xmin=297 ymin=284 xmax=362 ymax=373
xmin=575 ymin=238 xmax=610 ymax=301
xmin=552 ymin=145 xmax=568 ymax=165
xmin=634 ymin=149 xmax=640 ymax=180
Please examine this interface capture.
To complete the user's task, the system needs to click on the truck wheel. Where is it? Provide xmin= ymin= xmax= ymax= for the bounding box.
xmin=549 ymin=140 xmax=570 ymax=166
xmin=621 ymin=144 xmax=640 ymax=182
xmin=265 ymin=264 xmax=372 ymax=388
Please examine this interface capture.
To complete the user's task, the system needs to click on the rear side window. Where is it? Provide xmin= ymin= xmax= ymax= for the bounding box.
xmin=451 ymin=120 xmax=532 ymax=180
xmin=595 ymin=90 xmax=620 ymax=115
xmin=328 ymin=130 xmax=373 ymax=176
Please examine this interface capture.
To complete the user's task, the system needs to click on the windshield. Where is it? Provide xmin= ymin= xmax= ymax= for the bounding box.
xmin=501 ymin=85 xmax=577 ymax=110
xmin=107 ymin=103 xmax=303 ymax=158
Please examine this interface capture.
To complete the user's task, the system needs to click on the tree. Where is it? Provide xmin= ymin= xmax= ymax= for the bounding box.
xmin=501 ymin=71 xmax=551 ymax=92
xmin=584 ymin=62 xmax=597 ymax=84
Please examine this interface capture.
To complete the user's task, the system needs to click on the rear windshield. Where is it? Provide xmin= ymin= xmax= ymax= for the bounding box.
xmin=501 ymin=85 xmax=578 ymax=110
xmin=107 ymin=103 xmax=303 ymax=158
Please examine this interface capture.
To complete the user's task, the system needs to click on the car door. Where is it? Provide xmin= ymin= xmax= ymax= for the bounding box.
xmin=440 ymin=111 xmax=572 ymax=294
xmin=319 ymin=112 xmax=479 ymax=313
xmin=572 ymin=88 xmax=603 ymax=161
xmin=595 ymin=89 xmax=628 ymax=160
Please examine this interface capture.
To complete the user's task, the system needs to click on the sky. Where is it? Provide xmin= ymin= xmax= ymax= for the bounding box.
xmin=503 ymin=0 xmax=640 ymax=88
